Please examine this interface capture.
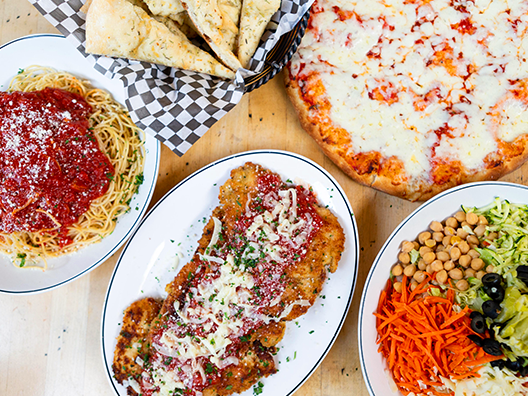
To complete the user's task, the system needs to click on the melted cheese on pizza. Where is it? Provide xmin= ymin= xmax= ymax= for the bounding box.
xmin=291 ymin=0 xmax=528 ymax=178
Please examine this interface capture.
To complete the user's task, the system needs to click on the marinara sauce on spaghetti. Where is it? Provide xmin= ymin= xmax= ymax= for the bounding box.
xmin=0 ymin=87 xmax=114 ymax=244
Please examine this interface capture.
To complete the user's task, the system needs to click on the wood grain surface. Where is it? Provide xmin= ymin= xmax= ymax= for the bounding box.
xmin=2 ymin=1 xmax=528 ymax=395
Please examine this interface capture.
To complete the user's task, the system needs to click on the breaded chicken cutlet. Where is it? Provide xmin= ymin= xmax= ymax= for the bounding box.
xmin=113 ymin=162 xmax=345 ymax=396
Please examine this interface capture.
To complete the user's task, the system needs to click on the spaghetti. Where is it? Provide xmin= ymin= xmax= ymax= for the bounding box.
xmin=0 ymin=66 xmax=145 ymax=270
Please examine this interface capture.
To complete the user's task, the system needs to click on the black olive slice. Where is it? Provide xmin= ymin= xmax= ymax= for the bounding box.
xmin=506 ymin=359 xmax=522 ymax=371
xmin=482 ymin=300 xmax=501 ymax=319
xmin=470 ymin=313 xmax=487 ymax=334
xmin=467 ymin=334 xmax=484 ymax=347
xmin=482 ymin=273 xmax=502 ymax=287
xmin=516 ymin=266 xmax=528 ymax=284
xmin=517 ymin=265 xmax=528 ymax=274
xmin=469 ymin=311 xmax=482 ymax=319
xmin=490 ymin=359 xmax=506 ymax=370
xmin=519 ymin=365 xmax=528 ymax=377
xmin=484 ymin=285 xmax=505 ymax=302
xmin=482 ymin=338 xmax=503 ymax=356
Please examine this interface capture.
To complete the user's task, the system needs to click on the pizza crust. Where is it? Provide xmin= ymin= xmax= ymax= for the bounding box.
xmin=284 ymin=71 xmax=528 ymax=201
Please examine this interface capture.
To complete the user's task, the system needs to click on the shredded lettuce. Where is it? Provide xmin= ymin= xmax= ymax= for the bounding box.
xmin=455 ymin=278 xmax=483 ymax=309
xmin=409 ymin=249 xmax=420 ymax=264
xmin=495 ymin=287 xmax=528 ymax=357
xmin=470 ymin=199 xmax=528 ymax=292
xmin=465 ymin=198 xmax=528 ymax=357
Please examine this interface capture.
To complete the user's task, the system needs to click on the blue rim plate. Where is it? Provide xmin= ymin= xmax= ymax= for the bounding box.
xmin=0 ymin=34 xmax=160 ymax=294
xmin=101 ymin=149 xmax=359 ymax=396
xmin=358 ymin=181 xmax=528 ymax=396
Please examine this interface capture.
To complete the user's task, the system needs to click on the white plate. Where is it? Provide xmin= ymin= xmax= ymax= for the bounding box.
xmin=101 ymin=150 xmax=359 ymax=396
xmin=358 ymin=181 xmax=528 ymax=396
xmin=0 ymin=34 xmax=160 ymax=294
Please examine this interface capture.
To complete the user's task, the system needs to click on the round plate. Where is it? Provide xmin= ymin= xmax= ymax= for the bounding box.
xmin=358 ymin=181 xmax=528 ymax=396
xmin=0 ymin=34 xmax=160 ymax=294
xmin=101 ymin=150 xmax=359 ymax=396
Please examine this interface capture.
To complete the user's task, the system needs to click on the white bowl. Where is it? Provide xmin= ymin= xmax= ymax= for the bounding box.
xmin=358 ymin=181 xmax=528 ymax=395
xmin=0 ymin=34 xmax=160 ymax=294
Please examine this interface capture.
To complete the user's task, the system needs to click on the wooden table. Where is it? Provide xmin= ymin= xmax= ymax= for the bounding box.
xmin=1 ymin=1 xmax=527 ymax=395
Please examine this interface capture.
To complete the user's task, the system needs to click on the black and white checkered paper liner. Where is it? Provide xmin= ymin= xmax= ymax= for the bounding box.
xmin=28 ymin=0 xmax=313 ymax=155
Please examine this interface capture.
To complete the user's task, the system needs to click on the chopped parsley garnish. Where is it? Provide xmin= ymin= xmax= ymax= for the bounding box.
xmin=17 ymin=253 xmax=27 ymax=267
xmin=253 ymin=381 xmax=264 ymax=395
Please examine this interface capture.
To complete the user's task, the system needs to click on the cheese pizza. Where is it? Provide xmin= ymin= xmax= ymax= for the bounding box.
xmin=286 ymin=0 xmax=528 ymax=201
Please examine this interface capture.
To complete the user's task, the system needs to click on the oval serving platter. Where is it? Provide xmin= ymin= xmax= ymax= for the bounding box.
xmin=0 ymin=34 xmax=160 ymax=294
xmin=102 ymin=150 xmax=359 ymax=396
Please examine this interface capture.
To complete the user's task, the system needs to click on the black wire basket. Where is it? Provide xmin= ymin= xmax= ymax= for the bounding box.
xmin=244 ymin=10 xmax=310 ymax=93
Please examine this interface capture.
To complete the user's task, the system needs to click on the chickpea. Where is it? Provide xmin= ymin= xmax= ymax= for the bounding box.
xmin=467 ymin=235 xmax=479 ymax=245
xmin=418 ymin=231 xmax=432 ymax=244
xmin=431 ymin=260 xmax=444 ymax=272
xmin=426 ymin=264 xmax=434 ymax=274
xmin=445 ymin=217 xmax=459 ymax=228
xmin=450 ymin=247 xmax=461 ymax=261
xmin=458 ymin=240 xmax=470 ymax=254
xmin=436 ymin=269 xmax=448 ymax=284
xmin=456 ymin=279 xmax=470 ymax=291
xmin=398 ymin=252 xmax=411 ymax=264
xmin=457 ymin=228 xmax=469 ymax=240
xmin=468 ymin=249 xmax=480 ymax=259
xmin=454 ymin=211 xmax=466 ymax=222
xmin=436 ymin=251 xmax=450 ymax=262
xmin=425 ymin=239 xmax=436 ymax=248
xmin=486 ymin=265 xmax=495 ymax=273
xmin=474 ymin=224 xmax=486 ymax=237
xmin=466 ymin=212 xmax=479 ymax=225
xmin=461 ymin=221 xmax=470 ymax=227
xmin=443 ymin=235 xmax=452 ymax=247
xmin=430 ymin=221 xmax=443 ymax=232
xmin=476 ymin=270 xmax=486 ymax=280
xmin=419 ymin=246 xmax=433 ymax=256
xmin=449 ymin=268 xmax=464 ymax=280
xmin=465 ymin=268 xmax=476 ymax=278
xmin=392 ymin=264 xmax=403 ymax=276
xmin=444 ymin=226 xmax=456 ymax=236
xmin=478 ymin=215 xmax=488 ymax=225
xmin=471 ymin=258 xmax=485 ymax=271
xmin=404 ymin=264 xmax=417 ymax=277
xmin=413 ymin=270 xmax=427 ymax=283
xmin=393 ymin=281 xmax=403 ymax=293
xmin=450 ymin=235 xmax=463 ymax=245
xmin=401 ymin=240 xmax=415 ymax=253
xmin=417 ymin=259 xmax=427 ymax=271
xmin=433 ymin=232 xmax=444 ymax=242
xmin=486 ymin=232 xmax=498 ymax=241
xmin=410 ymin=281 xmax=418 ymax=291
xmin=413 ymin=241 xmax=420 ymax=250
xmin=436 ymin=244 xmax=445 ymax=252
xmin=458 ymin=255 xmax=472 ymax=268
xmin=444 ymin=260 xmax=455 ymax=271
xmin=423 ymin=251 xmax=436 ymax=264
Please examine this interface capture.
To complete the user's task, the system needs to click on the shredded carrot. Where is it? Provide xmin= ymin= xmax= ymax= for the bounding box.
xmin=375 ymin=278 xmax=496 ymax=396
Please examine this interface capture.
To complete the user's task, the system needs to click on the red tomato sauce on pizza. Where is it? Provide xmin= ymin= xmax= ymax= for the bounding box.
xmin=0 ymin=88 xmax=114 ymax=243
